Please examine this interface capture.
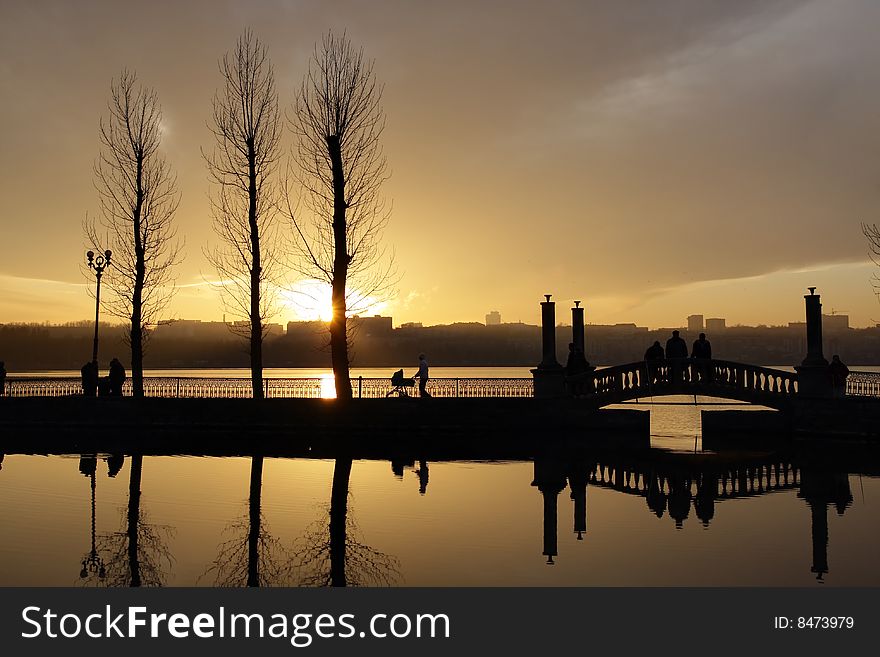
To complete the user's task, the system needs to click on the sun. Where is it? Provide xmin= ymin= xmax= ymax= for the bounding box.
xmin=281 ymin=279 xmax=389 ymax=323
xmin=282 ymin=279 xmax=334 ymax=322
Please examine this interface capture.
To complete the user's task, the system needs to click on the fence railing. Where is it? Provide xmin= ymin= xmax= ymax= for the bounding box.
xmin=4 ymin=370 xmax=878 ymax=399
xmin=846 ymin=371 xmax=880 ymax=397
xmin=3 ymin=376 xmax=535 ymax=399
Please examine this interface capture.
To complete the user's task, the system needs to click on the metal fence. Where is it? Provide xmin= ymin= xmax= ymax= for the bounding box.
xmin=846 ymin=371 xmax=880 ymax=397
xmin=3 ymin=376 xmax=535 ymax=399
xmin=4 ymin=372 xmax=879 ymax=399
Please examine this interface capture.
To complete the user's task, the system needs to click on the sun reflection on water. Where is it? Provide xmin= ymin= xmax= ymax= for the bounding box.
xmin=320 ymin=373 xmax=337 ymax=399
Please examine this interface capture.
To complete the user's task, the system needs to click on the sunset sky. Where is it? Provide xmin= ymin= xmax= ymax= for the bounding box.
xmin=2 ymin=0 xmax=880 ymax=329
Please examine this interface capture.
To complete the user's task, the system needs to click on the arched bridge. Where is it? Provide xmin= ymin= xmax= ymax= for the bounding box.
xmin=574 ymin=359 xmax=799 ymax=410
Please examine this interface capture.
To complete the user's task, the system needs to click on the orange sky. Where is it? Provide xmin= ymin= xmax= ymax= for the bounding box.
xmin=2 ymin=0 xmax=880 ymax=328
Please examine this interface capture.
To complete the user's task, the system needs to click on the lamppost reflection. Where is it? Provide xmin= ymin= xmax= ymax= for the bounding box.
xmin=78 ymin=455 xmax=106 ymax=582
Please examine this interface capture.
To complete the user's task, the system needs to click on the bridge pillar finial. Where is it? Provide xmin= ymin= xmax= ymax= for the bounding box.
xmin=795 ymin=287 xmax=832 ymax=397
xmin=532 ymin=294 xmax=565 ymax=398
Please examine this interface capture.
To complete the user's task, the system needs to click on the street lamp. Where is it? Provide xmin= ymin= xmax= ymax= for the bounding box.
xmin=86 ymin=249 xmax=112 ymax=365
xmin=78 ymin=456 xmax=106 ymax=581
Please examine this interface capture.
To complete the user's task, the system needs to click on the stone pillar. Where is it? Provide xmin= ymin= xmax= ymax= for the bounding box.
xmin=532 ymin=459 xmax=567 ymax=565
xmin=795 ymin=287 xmax=831 ymax=397
xmin=803 ymin=287 xmax=826 ymax=367
xmin=539 ymin=295 xmax=560 ymax=369
xmin=531 ymin=294 xmax=565 ymax=398
xmin=571 ymin=301 xmax=585 ymax=355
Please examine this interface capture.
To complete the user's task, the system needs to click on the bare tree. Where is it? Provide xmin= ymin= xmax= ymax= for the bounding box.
xmin=205 ymin=30 xmax=282 ymax=399
xmin=289 ymin=31 xmax=394 ymax=401
xmin=202 ymin=456 xmax=295 ymax=587
xmin=291 ymin=458 xmax=400 ymax=587
xmin=864 ymin=223 xmax=880 ymax=300
xmin=87 ymin=70 xmax=181 ymax=398
xmin=96 ymin=455 xmax=175 ymax=587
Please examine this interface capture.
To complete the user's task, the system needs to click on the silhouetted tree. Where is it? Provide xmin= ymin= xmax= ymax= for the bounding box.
xmin=86 ymin=70 xmax=181 ymax=397
xmin=205 ymin=30 xmax=282 ymax=399
xmin=292 ymin=458 xmax=400 ymax=586
xmin=864 ymin=223 xmax=880 ymax=300
xmin=288 ymin=32 xmax=394 ymax=401
xmin=202 ymin=456 xmax=294 ymax=587
xmin=96 ymin=455 xmax=175 ymax=586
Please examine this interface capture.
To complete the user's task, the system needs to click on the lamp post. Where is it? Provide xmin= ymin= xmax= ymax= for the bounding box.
xmin=79 ymin=456 xmax=106 ymax=581
xmin=86 ymin=249 xmax=112 ymax=365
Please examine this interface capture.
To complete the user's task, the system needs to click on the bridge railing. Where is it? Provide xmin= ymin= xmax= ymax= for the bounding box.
xmin=4 ymin=368 xmax=877 ymax=399
xmin=2 ymin=376 xmax=535 ymax=399
xmin=587 ymin=359 xmax=799 ymax=403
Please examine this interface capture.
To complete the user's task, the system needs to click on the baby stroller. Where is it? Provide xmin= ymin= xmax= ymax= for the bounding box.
xmin=386 ymin=368 xmax=415 ymax=397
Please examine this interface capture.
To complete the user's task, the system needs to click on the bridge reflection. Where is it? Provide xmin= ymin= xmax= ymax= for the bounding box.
xmin=530 ymin=452 xmax=855 ymax=582
xmin=40 ymin=445 xmax=871 ymax=586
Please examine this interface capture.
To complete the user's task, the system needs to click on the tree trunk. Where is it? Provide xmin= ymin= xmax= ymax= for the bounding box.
xmin=247 ymin=455 xmax=264 ymax=588
xmin=329 ymin=457 xmax=352 ymax=587
xmin=127 ymin=454 xmax=143 ymax=587
xmin=247 ymin=138 xmax=264 ymax=400
xmin=131 ymin=158 xmax=145 ymax=398
xmin=327 ymin=135 xmax=352 ymax=401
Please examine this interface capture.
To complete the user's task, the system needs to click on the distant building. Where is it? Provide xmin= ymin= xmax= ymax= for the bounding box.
xmin=152 ymin=319 xmax=233 ymax=340
xmin=705 ymin=318 xmax=726 ymax=332
xmin=687 ymin=314 xmax=704 ymax=332
xmin=824 ymin=314 xmax=849 ymax=332
xmin=399 ymin=322 xmax=423 ymax=329
xmin=349 ymin=314 xmax=393 ymax=336
xmin=485 ymin=310 xmax=502 ymax=326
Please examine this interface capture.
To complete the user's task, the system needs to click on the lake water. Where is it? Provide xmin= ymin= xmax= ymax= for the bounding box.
xmin=1 ymin=367 xmax=878 ymax=587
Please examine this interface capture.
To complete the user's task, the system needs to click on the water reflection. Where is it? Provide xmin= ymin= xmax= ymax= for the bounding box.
xmin=292 ymin=457 xmax=400 ymax=587
xmin=530 ymin=452 xmax=858 ymax=584
xmin=799 ymin=471 xmax=853 ymax=582
xmin=89 ymin=454 xmax=174 ymax=587
xmin=1 ymin=443 xmax=876 ymax=586
xmin=77 ymin=455 xmax=106 ymax=583
xmin=204 ymin=455 xmax=294 ymax=587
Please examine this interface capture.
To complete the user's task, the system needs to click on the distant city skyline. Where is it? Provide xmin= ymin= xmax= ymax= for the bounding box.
xmin=3 ymin=2 xmax=880 ymax=329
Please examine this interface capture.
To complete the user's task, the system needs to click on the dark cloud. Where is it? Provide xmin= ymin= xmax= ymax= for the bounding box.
xmin=0 ymin=0 xmax=876 ymax=325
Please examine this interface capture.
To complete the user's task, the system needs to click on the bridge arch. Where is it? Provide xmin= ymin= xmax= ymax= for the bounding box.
xmin=578 ymin=359 xmax=798 ymax=410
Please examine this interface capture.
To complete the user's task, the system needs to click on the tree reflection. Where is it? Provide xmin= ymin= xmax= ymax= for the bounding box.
xmin=203 ymin=455 xmax=294 ymax=587
xmin=292 ymin=458 xmax=400 ymax=587
xmin=96 ymin=454 xmax=174 ymax=587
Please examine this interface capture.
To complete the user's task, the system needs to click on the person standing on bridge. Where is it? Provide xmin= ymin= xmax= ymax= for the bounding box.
xmin=643 ymin=341 xmax=664 ymax=384
xmin=413 ymin=353 xmax=432 ymax=399
xmin=829 ymin=355 xmax=849 ymax=398
xmin=665 ymin=330 xmax=689 ymax=384
xmin=691 ymin=333 xmax=712 ymax=384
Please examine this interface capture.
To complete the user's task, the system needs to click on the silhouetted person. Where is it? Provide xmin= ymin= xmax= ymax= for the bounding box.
xmin=644 ymin=341 xmax=664 ymax=361
xmin=391 ymin=458 xmax=413 ymax=479
xmin=646 ymin=474 xmax=667 ymax=518
xmin=665 ymin=330 xmax=688 ymax=384
xmin=109 ymin=358 xmax=126 ymax=396
xmin=413 ymin=353 xmax=431 ymax=398
xmin=564 ymin=342 xmax=589 ymax=396
xmin=828 ymin=355 xmax=849 ymax=399
xmin=667 ymin=476 xmax=691 ymax=529
xmin=81 ymin=361 xmax=98 ymax=397
xmin=415 ymin=460 xmax=429 ymax=495
xmin=644 ymin=341 xmax=664 ymax=384
xmin=691 ymin=333 xmax=712 ymax=384
xmin=106 ymin=453 xmax=125 ymax=478
xmin=0 ymin=361 xmax=6 ymax=396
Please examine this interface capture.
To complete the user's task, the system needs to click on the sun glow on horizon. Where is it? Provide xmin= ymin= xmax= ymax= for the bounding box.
xmin=281 ymin=279 xmax=389 ymax=324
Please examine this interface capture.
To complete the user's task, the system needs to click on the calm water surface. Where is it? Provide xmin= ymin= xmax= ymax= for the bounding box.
xmin=1 ymin=367 xmax=878 ymax=587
